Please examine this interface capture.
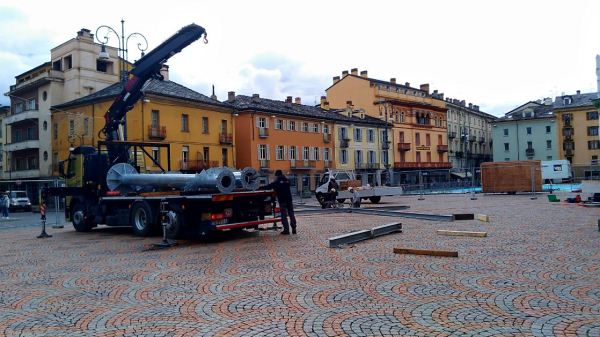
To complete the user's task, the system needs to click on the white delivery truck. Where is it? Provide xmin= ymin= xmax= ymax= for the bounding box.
xmin=541 ymin=160 xmax=572 ymax=183
xmin=315 ymin=169 xmax=403 ymax=206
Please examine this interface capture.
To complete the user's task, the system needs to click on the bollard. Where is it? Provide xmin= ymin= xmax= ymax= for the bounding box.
xmin=37 ymin=201 xmax=52 ymax=238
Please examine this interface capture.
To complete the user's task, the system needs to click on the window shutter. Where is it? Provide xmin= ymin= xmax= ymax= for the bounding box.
xmin=284 ymin=146 xmax=288 ymax=160
xmin=256 ymin=117 xmax=260 ymax=128
xmin=265 ymin=118 xmax=269 ymax=128
xmin=266 ymin=146 xmax=271 ymax=160
xmin=257 ymin=144 xmax=261 ymax=159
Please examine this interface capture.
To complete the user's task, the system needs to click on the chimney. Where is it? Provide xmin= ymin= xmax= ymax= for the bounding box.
xmin=346 ymin=100 xmax=353 ymax=109
xmin=350 ymin=68 xmax=358 ymax=75
xmin=286 ymin=96 xmax=293 ymax=103
xmin=210 ymin=84 xmax=217 ymax=100
xmin=160 ymin=64 xmax=169 ymax=81
xmin=473 ymin=105 xmax=479 ymax=111
xmin=227 ymin=91 xmax=235 ymax=102
xmin=439 ymin=93 xmax=444 ymax=100
xmin=419 ymin=83 xmax=430 ymax=94
xmin=360 ymin=70 xmax=368 ymax=77
xmin=460 ymin=100 xmax=466 ymax=106
xmin=576 ymin=90 xmax=581 ymax=96
xmin=333 ymin=76 xmax=340 ymax=84
xmin=320 ymin=96 xmax=327 ymax=104
xmin=322 ymin=101 xmax=330 ymax=110
xmin=252 ymin=93 xmax=260 ymax=102
xmin=468 ymin=103 xmax=473 ymax=109
xmin=76 ymin=28 xmax=93 ymax=42
xmin=390 ymin=78 xmax=396 ymax=84
xmin=405 ymin=82 xmax=410 ymax=87
xmin=342 ymin=70 xmax=349 ymax=77
xmin=294 ymin=97 xmax=301 ymax=105
xmin=544 ymin=97 xmax=553 ymax=105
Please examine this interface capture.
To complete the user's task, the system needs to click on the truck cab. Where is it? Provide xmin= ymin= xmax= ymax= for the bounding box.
xmin=8 ymin=191 xmax=32 ymax=212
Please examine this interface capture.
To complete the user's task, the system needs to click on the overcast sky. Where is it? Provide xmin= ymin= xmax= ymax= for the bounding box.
xmin=1 ymin=0 xmax=600 ymax=116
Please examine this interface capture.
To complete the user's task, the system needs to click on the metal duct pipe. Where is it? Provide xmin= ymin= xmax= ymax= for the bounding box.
xmin=232 ymin=167 xmax=260 ymax=191
xmin=106 ymin=163 xmax=236 ymax=194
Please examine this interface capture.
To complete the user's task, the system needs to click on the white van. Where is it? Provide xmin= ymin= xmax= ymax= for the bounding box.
xmin=541 ymin=160 xmax=572 ymax=184
xmin=8 ymin=191 xmax=32 ymax=212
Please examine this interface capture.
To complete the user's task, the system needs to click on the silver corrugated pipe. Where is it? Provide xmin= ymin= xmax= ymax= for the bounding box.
xmin=232 ymin=167 xmax=260 ymax=191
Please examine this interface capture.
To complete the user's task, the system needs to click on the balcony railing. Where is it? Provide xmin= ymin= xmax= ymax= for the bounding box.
xmin=393 ymin=162 xmax=452 ymax=169
xmin=259 ymin=159 xmax=270 ymax=168
xmin=324 ymin=160 xmax=332 ymax=168
xmin=448 ymin=131 xmax=456 ymax=139
xmin=258 ymin=128 xmax=269 ymax=138
xmin=397 ymin=142 xmax=411 ymax=151
xmin=340 ymin=138 xmax=350 ymax=148
xmin=468 ymin=135 xmax=476 ymax=142
xmin=148 ymin=125 xmax=166 ymax=140
xmin=562 ymin=127 xmax=573 ymax=139
xmin=437 ymin=145 xmax=448 ymax=152
xmin=323 ymin=133 xmax=331 ymax=143
xmin=219 ymin=133 xmax=233 ymax=144
xmin=565 ymin=149 xmax=574 ymax=157
xmin=478 ymin=137 xmax=485 ymax=143
xmin=180 ymin=160 xmax=219 ymax=171
xmin=525 ymin=148 xmax=535 ymax=157
xmin=290 ymin=159 xmax=316 ymax=169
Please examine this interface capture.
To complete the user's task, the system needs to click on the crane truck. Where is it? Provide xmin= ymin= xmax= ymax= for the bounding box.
xmin=44 ymin=24 xmax=280 ymax=239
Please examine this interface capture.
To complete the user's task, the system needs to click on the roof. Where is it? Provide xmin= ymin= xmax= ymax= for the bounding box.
xmin=53 ymin=79 xmax=227 ymax=110
xmin=326 ymin=74 xmax=429 ymax=96
xmin=553 ymin=92 xmax=598 ymax=110
xmin=229 ymin=95 xmax=388 ymax=126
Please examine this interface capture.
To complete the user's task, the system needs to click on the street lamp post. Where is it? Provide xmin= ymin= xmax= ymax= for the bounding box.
xmin=95 ymin=19 xmax=148 ymax=140
xmin=377 ymin=99 xmax=394 ymax=183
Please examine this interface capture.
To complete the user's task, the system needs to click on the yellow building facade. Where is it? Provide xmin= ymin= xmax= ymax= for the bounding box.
xmin=51 ymin=79 xmax=234 ymax=174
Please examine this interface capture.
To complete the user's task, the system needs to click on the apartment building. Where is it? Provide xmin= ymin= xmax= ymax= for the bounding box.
xmin=492 ymin=100 xmax=557 ymax=162
xmin=326 ymin=69 xmax=450 ymax=185
xmin=51 ymin=75 xmax=234 ymax=173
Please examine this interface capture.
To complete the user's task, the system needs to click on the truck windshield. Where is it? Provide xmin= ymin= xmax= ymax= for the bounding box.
xmin=10 ymin=192 xmax=27 ymax=198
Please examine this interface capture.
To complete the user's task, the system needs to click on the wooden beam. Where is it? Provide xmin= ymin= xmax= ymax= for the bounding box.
xmin=453 ymin=213 xmax=475 ymax=220
xmin=476 ymin=214 xmax=490 ymax=222
xmin=393 ymin=248 xmax=458 ymax=257
xmin=436 ymin=230 xmax=487 ymax=237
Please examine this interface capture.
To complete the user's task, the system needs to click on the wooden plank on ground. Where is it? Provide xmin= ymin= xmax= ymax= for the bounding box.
xmin=476 ymin=214 xmax=490 ymax=222
xmin=436 ymin=230 xmax=487 ymax=237
xmin=393 ymin=248 xmax=458 ymax=257
xmin=453 ymin=213 xmax=475 ymax=220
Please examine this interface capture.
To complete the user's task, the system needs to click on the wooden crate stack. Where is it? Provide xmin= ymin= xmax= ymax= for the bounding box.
xmin=481 ymin=160 xmax=542 ymax=193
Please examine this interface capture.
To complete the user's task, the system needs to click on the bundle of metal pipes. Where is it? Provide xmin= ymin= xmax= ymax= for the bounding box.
xmin=106 ymin=163 xmax=260 ymax=194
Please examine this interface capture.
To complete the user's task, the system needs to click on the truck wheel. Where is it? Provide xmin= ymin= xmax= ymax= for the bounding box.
xmin=71 ymin=203 xmax=94 ymax=232
xmin=164 ymin=208 xmax=186 ymax=239
xmin=369 ymin=196 xmax=382 ymax=204
xmin=316 ymin=193 xmax=326 ymax=208
xmin=130 ymin=201 xmax=155 ymax=236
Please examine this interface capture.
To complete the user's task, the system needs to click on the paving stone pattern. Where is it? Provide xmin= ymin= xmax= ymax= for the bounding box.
xmin=0 ymin=193 xmax=598 ymax=336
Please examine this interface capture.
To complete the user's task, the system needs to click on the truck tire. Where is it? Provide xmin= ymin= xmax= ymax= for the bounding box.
xmin=130 ymin=201 xmax=156 ymax=236
xmin=164 ymin=206 xmax=186 ymax=239
xmin=71 ymin=203 xmax=94 ymax=232
xmin=369 ymin=196 xmax=382 ymax=204
xmin=337 ymin=198 xmax=346 ymax=204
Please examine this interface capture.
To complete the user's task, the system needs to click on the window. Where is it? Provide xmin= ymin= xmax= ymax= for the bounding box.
xmin=527 ymin=141 xmax=533 ymax=149
xmin=312 ymin=147 xmax=319 ymax=160
xmin=182 ymin=146 xmax=189 ymax=163
xmin=203 ymin=147 xmax=210 ymax=163
xmin=15 ymin=102 xmax=23 ymax=113
xmin=355 ymin=150 xmax=363 ymax=165
xmin=96 ymin=60 xmax=107 ymax=72
xmin=341 ymin=149 xmax=348 ymax=164
xmin=426 ymin=134 xmax=431 ymax=146
xmin=220 ymin=120 xmax=227 ymax=134
xmin=202 ymin=117 xmax=209 ymax=134
xmin=275 ymin=119 xmax=283 ymax=130
xmin=367 ymin=129 xmax=375 ymax=142
xmin=340 ymin=127 xmax=348 ymax=140
xmin=289 ymin=146 xmax=297 ymax=160
xmin=588 ymin=126 xmax=598 ymax=136
xmin=505 ymin=158 xmax=510 ymax=161
xmin=181 ymin=114 xmax=189 ymax=132
xmin=546 ymin=140 xmax=552 ymax=149
xmin=324 ymin=148 xmax=330 ymax=161
xmin=587 ymin=111 xmax=599 ymax=120
xmin=276 ymin=145 xmax=284 ymax=160
xmin=416 ymin=133 xmax=421 ymax=146
xmin=504 ymin=143 xmax=509 ymax=151
xmin=152 ymin=147 xmax=160 ymax=165
xmin=258 ymin=117 xmax=267 ymax=128
xmin=287 ymin=120 xmax=296 ymax=131
xmin=546 ymin=125 xmax=551 ymax=133
xmin=368 ymin=150 xmax=376 ymax=164
xmin=312 ymin=123 xmax=319 ymax=133
xmin=64 ymin=55 xmax=72 ymax=70
xmin=416 ymin=152 xmax=421 ymax=162
xmin=323 ymin=124 xmax=330 ymax=134
xmin=588 ymin=140 xmax=600 ymax=149
xmin=547 ymin=156 xmax=553 ymax=160
xmin=381 ymin=129 xmax=388 ymax=143
xmin=354 ymin=128 xmax=362 ymax=142
xmin=503 ymin=128 xmax=509 ymax=136
xmin=526 ymin=127 xmax=532 ymax=135
xmin=69 ymin=120 xmax=75 ymax=136
xmin=27 ymin=98 xmax=36 ymax=110
xmin=302 ymin=146 xmax=309 ymax=160
xmin=52 ymin=59 xmax=61 ymax=71
xmin=151 ymin=110 xmax=159 ymax=127
xmin=302 ymin=122 xmax=309 ymax=132
xmin=381 ymin=150 xmax=389 ymax=166
xmin=258 ymin=144 xmax=268 ymax=160
xmin=426 ymin=152 xmax=431 ymax=162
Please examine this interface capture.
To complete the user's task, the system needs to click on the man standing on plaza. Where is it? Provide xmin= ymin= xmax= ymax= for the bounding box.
xmin=262 ymin=170 xmax=297 ymax=235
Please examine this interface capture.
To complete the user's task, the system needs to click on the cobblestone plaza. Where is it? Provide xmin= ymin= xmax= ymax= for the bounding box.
xmin=0 ymin=193 xmax=598 ymax=336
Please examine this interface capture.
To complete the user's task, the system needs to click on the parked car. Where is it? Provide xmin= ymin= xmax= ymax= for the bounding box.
xmin=9 ymin=191 xmax=32 ymax=212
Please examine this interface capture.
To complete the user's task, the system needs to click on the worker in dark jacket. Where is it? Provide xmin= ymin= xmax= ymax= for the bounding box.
xmin=262 ymin=170 xmax=297 ymax=235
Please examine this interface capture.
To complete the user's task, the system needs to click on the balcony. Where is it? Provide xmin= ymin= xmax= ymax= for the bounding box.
xmin=478 ymin=137 xmax=485 ymax=143
xmin=525 ymin=148 xmax=535 ymax=157
xmin=324 ymin=160 xmax=332 ymax=168
xmin=9 ymin=69 xmax=64 ymax=93
xmin=437 ymin=145 xmax=448 ymax=152
xmin=448 ymin=131 xmax=456 ymax=139
xmin=381 ymin=141 xmax=390 ymax=150
xmin=340 ymin=138 xmax=350 ymax=148
xmin=562 ymin=127 xmax=573 ymax=140
xmin=323 ymin=133 xmax=331 ymax=143
xmin=565 ymin=149 xmax=574 ymax=157
xmin=468 ymin=135 xmax=476 ymax=142
xmin=5 ymin=139 xmax=40 ymax=152
xmin=393 ymin=162 xmax=452 ymax=169
xmin=147 ymin=125 xmax=166 ymax=140
xmin=219 ymin=133 xmax=233 ymax=144
xmin=259 ymin=159 xmax=270 ymax=169
xmin=290 ymin=159 xmax=316 ymax=170
xmin=258 ymin=128 xmax=269 ymax=138
xmin=180 ymin=160 xmax=219 ymax=172
xmin=3 ymin=109 xmax=40 ymax=125
xmin=397 ymin=142 xmax=411 ymax=151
